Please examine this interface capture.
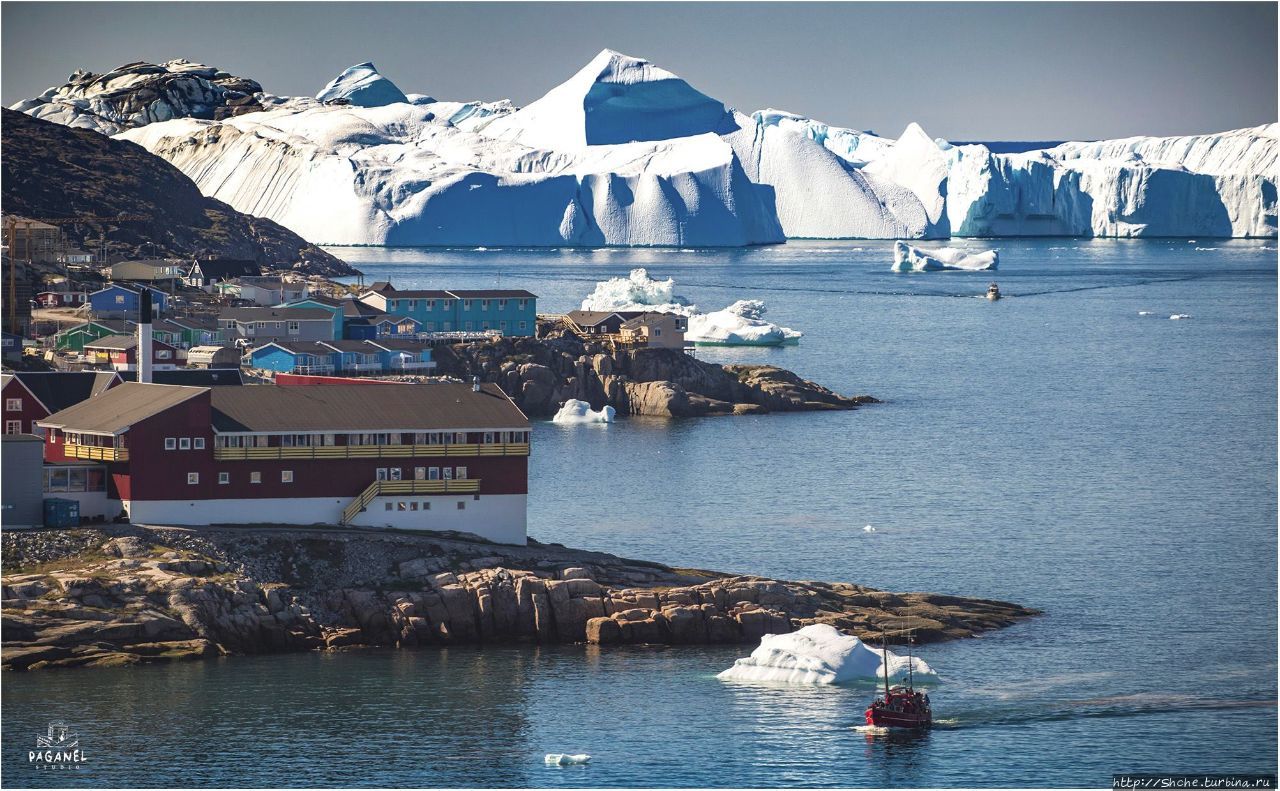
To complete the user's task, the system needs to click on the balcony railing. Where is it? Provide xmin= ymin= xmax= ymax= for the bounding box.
xmin=65 ymin=443 xmax=128 ymax=462
xmin=213 ymin=442 xmax=530 ymax=461
xmin=341 ymin=478 xmax=481 ymax=524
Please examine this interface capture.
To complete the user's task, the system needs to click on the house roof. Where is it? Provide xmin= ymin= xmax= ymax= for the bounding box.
xmin=93 ymin=282 xmax=164 ymax=296
xmin=84 ymin=334 xmax=176 ymax=351
xmin=191 ymin=259 xmax=261 ymax=280
xmin=162 ymin=314 xmax=219 ymax=331
xmin=319 ymin=340 xmax=381 ymax=353
xmin=210 ymin=383 xmax=528 ymax=433
xmin=219 ymin=307 xmax=334 ymax=322
xmin=368 ymin=281 xmax=395 ymax=293
xmin=112 ymin=258 xmax=185 ymax=270
xmin=567 ymin=310 xmax=624 ymax=327
xmin=343 ymin=301 xmax=386 ymax=318
xmin=4 ymin=371 xmax=119 ymax=413
xmin=385 ymin=290 xmax=453 ymax=299
xmin=250 ymin=340 xmax=330 ymax=355
xmin=620 ymin=313 xmax=678 ymax=330
xmin=364 ymin=339 xmax=433 ymax=352
xmin=285 ymin=294 xmax=343 ymax=308
xmin=58 ymin=319 xmax=136 ymax=337
xmin=447 ymin=290 xmax=538 ymax=299
xmin=38 ymin=383 xmax=209 ymax=435
xmin=117 ymin=369 xmax=244 ymax=386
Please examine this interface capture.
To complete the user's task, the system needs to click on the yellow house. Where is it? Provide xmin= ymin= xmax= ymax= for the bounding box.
xmin=619 ymin=313 xmax=687 ymax=349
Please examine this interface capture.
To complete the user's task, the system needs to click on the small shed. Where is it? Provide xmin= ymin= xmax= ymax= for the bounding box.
xmin=186 ymin=345 xmax=242 ymax=369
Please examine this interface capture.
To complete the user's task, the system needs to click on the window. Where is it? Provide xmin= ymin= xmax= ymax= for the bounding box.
xmin=407 ymin=300 xmax=416 ymax=310
xmin=463 ymin=300 xmax=472 ymax=310
xmin=389 ymin=468 xmax=402 ymax=481
xmin=218 ymin=472 xmax=230 ymax=485
xmin=385 ymin=502 xmax=393 ymax=511
xmin=518 ymin=299 xmax=528 ymax=310
xmin=115 ymin=295 xmax=125 ymax=304
xmin=410 ymin=502 xmax=418 ymax=511
xmin=165 ymin=437 xmax=177 ymax=450
xmin=464 ymin=321 xmax=473 ymax=331
xmin=250 ymin=471 xmax=261 ymax=484
xmin=376 ymin=468 xmax=388 ymax=481
xmin=425 ymin=300 xmax=435 ymax=310
xmin=194 ymin=438 xmax=205 ymax=450
xmin=442 ymin=300 xmax=452 ymax=309
xmin=483 ymin=432 xmax=494 ymax=444
xmin=414 ymin=467 xmax=426 ymax=480
xmin=481 ymin=321 xmax=491 ymax=330
xmin=281 ymin=470 xmax=293 ymax=483
xmin=480 ymin=299 xmax=489 ymax=310
xmin=5 ymin=420 xmax=21 ymax=434
xmin=455 ymin=466 xmax=467 ymax=480
xmin=157 ymin=349 xmax=172 ymax=360
xmin=5 ymin=398 xmax=21 ymax=411
xmin=397 ymin=502 xmax=407 ymax=511
xmin=443 ymin=467 xmax=453 ymax=481
xmin=187 ymin=472 xmax=199 ymax=485
xmin=499 ymin=321 xmax=508 ymax=331
xmin=498 ymin=299 xmax=507 ymax=310
xmin=428 ymin=467 xmax=440 ymax=480
xmin=654 ymin=328 xmax=662 ymax=337
xmin=518 ymin=321 xmax=527 ymax=331
xmin=454 ymin=432 xmax=467 ymax=444
xmin=422 ymin=501 xmax=431 ymax=510
xmin=179 ymin=438 xmax=191 ymax=450
xmin=457 ymin=501 xmax=466 ymax=510
xmin=287 ymin=321 xmax=301 ymax=333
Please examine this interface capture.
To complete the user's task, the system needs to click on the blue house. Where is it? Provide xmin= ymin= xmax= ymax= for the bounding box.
xmin=279 ymin=295 xmax=345 ymax=340
xmin=247 ymin=341 xmax=336 ymax=375
xmin=365 ymin=339 xmax=436 ymax=373
xmin=358 ymin=285 xmax=537 ymax=337
xmin=90 ymin=284 xmax=167 ymax=318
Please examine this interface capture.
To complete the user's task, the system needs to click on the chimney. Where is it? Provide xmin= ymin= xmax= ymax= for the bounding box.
xmin=472 ymin=376 xmax=481 ymax=393
xmin=137 ymin=288 xmax=153 ymax=384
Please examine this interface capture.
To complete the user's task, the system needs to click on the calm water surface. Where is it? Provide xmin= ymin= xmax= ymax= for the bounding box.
xmin=4 ymin=240 xmax=1276 ymax=787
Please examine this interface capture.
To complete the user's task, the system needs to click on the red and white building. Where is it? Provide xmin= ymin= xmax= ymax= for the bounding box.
xmin=38 ymin=381 xmax=532 ymax=544
xmin=83 ymin=334 xmax=180 ymax=373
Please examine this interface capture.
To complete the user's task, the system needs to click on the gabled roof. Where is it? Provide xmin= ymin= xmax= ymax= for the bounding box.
xmin=117 ymin=369 xmax=244 ymax=386
xmin=384 ymin=289 xmax=453 ymax=299
xmin=621 ymin=312 xmax=679 ymax=330
xmin=190 ymin=259 xmax=261 ymax=280
xmin=447 ymin=290 xmax=538 ymax=299
xmin=317 ymin=339 xmax=380 ymax=353
xmin=249 ymin=340 xmax=332 ymax=356
xmin=210 ymin=383 xmax=528 ymax=433
xmin=161 ymin=314 xmax=219 ymax=331
xmin=4 ymin=371 xmax=119 ymax=414
xmin=567 ymin=310 xmax=643 ymax=326
xmin=58 ymin=319 xmax=136 ymax=337
xmin=38 ymin=383 xmax=209 ymax=435
xmin=364 ymin=338 xmax=434 ymax=352
xmin=84 ymin=334 xmax=176 ymax=351
xmin=342 ymin=300 xmax=386 ymax=317
xmin=219 ymin=307 xmax=334 ymax=322
xmin=284 ymin=294 xmax=344 ymax=308
xmin=368 ymin=281 xmax=395 ymax=293
xmin=92 ymin=282 xmax=165 ymax=296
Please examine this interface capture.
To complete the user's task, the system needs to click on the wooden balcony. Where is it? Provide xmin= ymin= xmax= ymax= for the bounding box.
xmin=213 ymin=442 xmax=530 ymax=461
xmin=65 ymin=443 xmax=128 ymax=462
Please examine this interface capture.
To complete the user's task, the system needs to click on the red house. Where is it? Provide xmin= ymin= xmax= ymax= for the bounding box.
xmin=36 ymin=290 xmax=90 ymax=308
xmin=83 ymin=334 xmax=179 ymax=372
xmin=1 ymin=371 xmax=119 ymax=435
xmin=38 ymin=382 xmax=532 ymax=544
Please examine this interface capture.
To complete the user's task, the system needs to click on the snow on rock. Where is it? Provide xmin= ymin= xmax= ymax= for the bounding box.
xmin=481 ymin=49 xmax=736 ymax=148
xmin=580 ymin=268 xmax=801 ymax=346
xmin=9 ymin=59 xmax=266 ymax=135
xmin=552 ymin=399 xmax=616 ymax=424
xmin=891 ymin=241 xmax=998 ymax=272
xmin=315 ymin=62 xmax=409 ymax=107
xmin=717 ymin=624 xmax=936 ymax=685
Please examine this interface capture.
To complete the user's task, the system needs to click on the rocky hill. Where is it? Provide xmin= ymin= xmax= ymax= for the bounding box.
xmin=1 ymin=525 xmax=1038 ymax=671
xmin=434 ymin=322 xmax=875 ymax=417
xmin=0 ymin=108 xmax=355 ymax=276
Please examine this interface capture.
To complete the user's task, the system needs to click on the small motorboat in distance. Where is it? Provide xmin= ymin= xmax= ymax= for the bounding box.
xmin=864 ymin=629 xmax=932 ymax=730
xmin=987 ymin=282 xmax=1002 ymax=301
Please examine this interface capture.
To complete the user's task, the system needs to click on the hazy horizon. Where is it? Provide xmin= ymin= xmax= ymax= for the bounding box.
xmin=2 ymin=1 xmax=1275 ymax=141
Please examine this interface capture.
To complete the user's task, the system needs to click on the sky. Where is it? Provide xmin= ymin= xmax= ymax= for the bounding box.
xmin=2 ymin=2 xmax=1275 ymax=140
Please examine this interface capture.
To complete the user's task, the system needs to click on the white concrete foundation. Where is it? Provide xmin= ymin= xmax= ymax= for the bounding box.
xmin=124 ymin=494 xmax=527 ymax=545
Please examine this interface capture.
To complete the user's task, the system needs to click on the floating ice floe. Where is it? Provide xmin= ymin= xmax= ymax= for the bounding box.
xmin=862 ymin=525 xmax=876 ymax=532
xmin=1138 ymin=311 xmax=1154 ymax=316
xmin=552 ymin=399 xmax=616 ymax=424
xmin=1170 ymin=314 xmax=1191 ymax=320
xmin=716 ymin=624 xmax=936 ymax=685
xmin=580 ymin=268 xmax=802 ymax=346
xmin=544 ymin=754 xmax=591 ymax=765
xmin=891 ymin=241 xmax=998 ymax=272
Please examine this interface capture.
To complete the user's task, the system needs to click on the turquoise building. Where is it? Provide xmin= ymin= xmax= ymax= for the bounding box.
xmin=360 ymin=286 xmax=538 ymax=337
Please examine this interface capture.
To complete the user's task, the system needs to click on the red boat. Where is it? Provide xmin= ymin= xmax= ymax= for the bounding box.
xmin=864 ymin=630 xmax=932 ymax=730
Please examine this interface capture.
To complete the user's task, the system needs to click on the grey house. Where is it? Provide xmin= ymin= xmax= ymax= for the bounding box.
xmin=218 ymin=307 xmax=338 ymax=344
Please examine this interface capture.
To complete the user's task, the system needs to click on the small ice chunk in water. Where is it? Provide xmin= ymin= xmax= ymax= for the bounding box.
xmin=545 ymin=754 xmax=591 ymax=765
xmin=1169 ymin=314 xmax=1191 ymax=320
xmin=552 ymin=399 xmax=615 ymax=424
xmin=863 ymin=525 xmax=876 ymax=532
xmin=1138 ymin=311 xmax=1154 ymax=316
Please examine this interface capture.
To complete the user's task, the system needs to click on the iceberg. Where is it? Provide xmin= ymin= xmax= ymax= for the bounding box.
xmin=580 ymin=268 xmax=802 ymax=346
xmin=20 ymin=50 xmax=1274 ymax=244
xmin=891 ymin=241 xmax=999 ymax=272
xmin=544 ymin=754 xmax=591 ymax=765
xmin=717 ymin=624 xmax=936 ymax=685
xmin=552 ymin=399 xmax=616 ymax=424
xmin=315 ymin=62 xmax=409 ymax=107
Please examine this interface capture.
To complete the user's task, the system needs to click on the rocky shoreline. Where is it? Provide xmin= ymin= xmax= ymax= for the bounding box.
xmin=1 ymin=525 xmax=1038 ymax=672
xmin=432 ymin=322 xmax=877 ymax=418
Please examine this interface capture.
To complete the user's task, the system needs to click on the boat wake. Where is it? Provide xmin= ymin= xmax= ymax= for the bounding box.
xmin=875 ymin=695 xmax=1275 ymax=732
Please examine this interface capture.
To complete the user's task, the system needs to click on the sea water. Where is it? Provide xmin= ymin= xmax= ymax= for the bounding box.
xmin=3 ymin=239 xmax=1275 ymax=787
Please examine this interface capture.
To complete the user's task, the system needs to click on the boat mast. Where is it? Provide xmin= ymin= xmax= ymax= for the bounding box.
xmin=906 ymin=606 xmax=915 ymax=689
xmin=881 ymin=629 xmax=891 ymax=699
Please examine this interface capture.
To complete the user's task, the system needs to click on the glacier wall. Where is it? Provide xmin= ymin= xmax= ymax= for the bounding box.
xmin=24 ymin=50 xmax=1276 ymax=246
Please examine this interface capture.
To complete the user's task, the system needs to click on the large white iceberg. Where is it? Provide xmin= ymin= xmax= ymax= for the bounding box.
xmin=717 ymin=624 xmax=936 ymax=685
xmin=17 ymin=50 xmax=1274 ymax=244
xmin=552 ymin=399 xmax=616 ymax=424
xmin=580 ymin=268 xmax=802 ymax=346
xmin=891 ymin=241 xmax=999 ymax=272
xmin=315 ymin=62 xmax=409 ymax=107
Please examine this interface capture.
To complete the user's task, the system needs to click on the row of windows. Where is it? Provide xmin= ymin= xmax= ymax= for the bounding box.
xmin=385 ymin=499 xmax=471 ymax=511
xmin=389 ymin=299 xmax=529 ymax=311
xmin=189 ymin=470 xmax=294 ymax=485
xmin=376 ymin=466 xmax=466 ymax=480
xmin=165 ymin=437 xmax=206 ymax=450
xmin=43 ymin=467 xmax=107 ymax=493
xmin=214 ymin=431 xmax=529 ymax=448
